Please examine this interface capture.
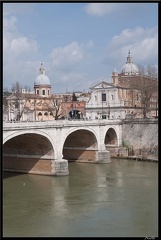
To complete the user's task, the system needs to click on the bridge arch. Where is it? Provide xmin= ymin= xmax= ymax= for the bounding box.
xmin=62 ymin=127 xmax=98 ymax=162
xmin=104 ymin=127 xmax=118 ymax=146
xmin=3 ymin=129 xmax=56 ymax=150
xmin=3 ymin=130 xmax=57 ymax=175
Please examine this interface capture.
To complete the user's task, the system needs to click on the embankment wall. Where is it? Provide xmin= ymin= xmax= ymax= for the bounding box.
xmin=122 ymin=119 xmax=158 ymax=158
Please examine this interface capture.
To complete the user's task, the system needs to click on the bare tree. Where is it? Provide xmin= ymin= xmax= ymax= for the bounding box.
xmin=11 ymin=81 xmax=27 ymax=121
xmin=138 ymin=65 xmax=146 ymax=76
xmin=138 ymin=65 xmax=158 ymax=78
xmin=130 ymin=66 xmax=158 ymax=118
xmin=3 ymin=95 xmax=8 ymax=111
xmin=45 ymin=98 xmax=63 ymax=120
xmin=147 ymin=64 xmax=158 ymax=78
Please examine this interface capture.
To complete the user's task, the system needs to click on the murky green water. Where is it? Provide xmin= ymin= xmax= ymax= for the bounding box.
xmin=3 ymin=159 xmax=158 ymax=237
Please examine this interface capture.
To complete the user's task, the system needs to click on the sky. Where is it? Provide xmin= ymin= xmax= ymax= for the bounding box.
xmin=3 ymin=2 xmax=158 ymax=93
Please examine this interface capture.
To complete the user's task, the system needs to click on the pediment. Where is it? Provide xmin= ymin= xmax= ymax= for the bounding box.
xmin=91 ymin=81 xmax=115 ymax=90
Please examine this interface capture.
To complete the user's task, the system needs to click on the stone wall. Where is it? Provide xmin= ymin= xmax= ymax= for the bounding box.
xmin=122 ymin=119 xmax=158 ymax=158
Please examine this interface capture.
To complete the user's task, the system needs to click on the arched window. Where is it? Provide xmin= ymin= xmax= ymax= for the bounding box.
xmin=44 ymin=112 xmax=48 ymax=116
xmin=38 ymin=112 xmax=42 ymax=116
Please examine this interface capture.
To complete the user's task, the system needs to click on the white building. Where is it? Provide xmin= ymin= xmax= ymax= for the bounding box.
xmin=86 ymin=81 xmax=125 ymax=120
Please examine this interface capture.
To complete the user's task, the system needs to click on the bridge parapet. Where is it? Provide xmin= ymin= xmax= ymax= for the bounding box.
xmin=3 ymin=119 xmax=122 ymax=130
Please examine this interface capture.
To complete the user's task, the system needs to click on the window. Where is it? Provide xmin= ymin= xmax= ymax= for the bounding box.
xmin=136 ymin=94 xmax=139 ymax=101
xmin=102 ymin=115 xmax=106 ymax=119
xmin=38 ymin=112 xmax=42 ymax=116
xmin=37 ymin=90 xmax=39 ymax=95
xmin=102 ymin=93 xmax=106 ymax=101
xmin=42 ymin=90 xmax=45 ymax=95
xmin=111 ymin=94 xmax=114 ymax=100
xmin=48 ymin=90 xmax=50 ymax=95
xmin=44 ymin=112 xmax=48 ymax=116
xmin=15 ymin=102 xmax=18 ymax=108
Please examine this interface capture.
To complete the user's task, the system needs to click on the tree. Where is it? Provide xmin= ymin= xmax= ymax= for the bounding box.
xmin=10 ymin=81 xmax=28 ymax=121
xmin=147 ymin=64 xmax=158 ymax=78
xmin=138 ymin=65 xmax=158 ymax=78
xmin=45 ymin=98 xmax=62 ymax=120
xmin=131 ymin=65 xmax=158 ymax=118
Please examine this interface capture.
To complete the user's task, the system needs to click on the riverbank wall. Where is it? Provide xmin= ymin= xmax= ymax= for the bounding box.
xmin=120 ymin=119 xmax=158 ymax=161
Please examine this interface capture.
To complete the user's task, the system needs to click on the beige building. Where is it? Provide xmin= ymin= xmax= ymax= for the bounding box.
xmin=4 ymin=62 xmax=64 ymax=121
xmin=4 ymin=62 xmax=88 ymax=121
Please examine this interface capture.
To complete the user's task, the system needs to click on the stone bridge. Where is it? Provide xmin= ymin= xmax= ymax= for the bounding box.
xmin=3 ymin=119 xmax=123 ymax=176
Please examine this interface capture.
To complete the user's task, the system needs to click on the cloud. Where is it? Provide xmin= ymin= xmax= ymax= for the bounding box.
xmin=3 ymin=14 xmax=39 ymax=90
xmin=3 ymin=16 xmax=17 ymax=31
xmin=103 ymin=26 xmax=158 ymax=70
xmin=3 ymin=3 xmax=158 ymax=93
xmin=84 ymin=3 xmax=119 ymax=16
xmin=10 ymin=37 xmax=38 ymax=57
xmin=3 ymin=12 xmax=93 ymax=92
xmin=3 ymin=15 xmax=38 ymax=58
xmin=50 ymin=42 xmax=84 ymax=70
xmin=3 ymin=59 xmax=41 ymax=89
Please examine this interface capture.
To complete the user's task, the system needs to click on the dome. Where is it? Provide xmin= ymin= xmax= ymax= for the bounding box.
xmin=121 ymin=50 xmax=139 ymax=75
xmin=34 ymin=62 xmax=51 ymax=86
xmin=121 ymin=63 xmax=139 ymax=75
xmin=34 ymin=74 xmax=50 ymax=85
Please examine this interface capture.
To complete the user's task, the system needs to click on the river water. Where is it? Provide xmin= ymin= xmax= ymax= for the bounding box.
xmin=3 ymin=158 xmax=158 ymax=237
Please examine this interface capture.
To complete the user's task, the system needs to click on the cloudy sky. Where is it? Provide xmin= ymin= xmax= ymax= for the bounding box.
xmin=3 ymin=2 xmax=158 ymax=93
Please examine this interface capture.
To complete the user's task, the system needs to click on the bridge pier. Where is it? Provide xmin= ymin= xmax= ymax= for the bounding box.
xmin=51 ymin=159 xmax=69 ymax=176
xmin=96 ymin=150 xmax=111 ymax=163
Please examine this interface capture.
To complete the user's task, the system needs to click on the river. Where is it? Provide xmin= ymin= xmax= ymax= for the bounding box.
xmin=3 ymin=158 xmax=158 ymax=237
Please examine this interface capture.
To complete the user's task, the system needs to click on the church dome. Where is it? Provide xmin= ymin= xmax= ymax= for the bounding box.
xmin=34 ymin=74 xmax=50 ymax=85
xmin=121 ymin=50 xmax=139 ymax=75
xmin=34 ymin=62 xmax=51 ymax=86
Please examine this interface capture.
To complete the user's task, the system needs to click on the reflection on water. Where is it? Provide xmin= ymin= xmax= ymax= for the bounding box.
xmin=3 ymin=159 xmax=158 ymax=237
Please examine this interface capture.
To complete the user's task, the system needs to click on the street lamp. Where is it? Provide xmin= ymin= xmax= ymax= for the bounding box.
xmin=71 ymin=110 xmax=74 ymax=119
xmin=34 ymin=99 xmax=36 ymax=121
xmin=156 ymin=101 xmax=158 ymax=118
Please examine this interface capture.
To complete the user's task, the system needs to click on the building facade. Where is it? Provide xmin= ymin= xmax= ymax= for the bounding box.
xmin=86 ymin=51 xmax=158 ymax=120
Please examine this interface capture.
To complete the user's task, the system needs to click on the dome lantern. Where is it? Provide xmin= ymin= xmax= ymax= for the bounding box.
xmin=34 ymin=62 xmax=51 ymax=86
xmin=121 ymin=50 xmax=139 ymax=75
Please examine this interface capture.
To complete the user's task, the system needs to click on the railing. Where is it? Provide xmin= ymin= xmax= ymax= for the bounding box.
xmin=3 ymin=118 xmax=123 ymax=129
xmin=3 ymin=117 xmax=157 ymax=130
